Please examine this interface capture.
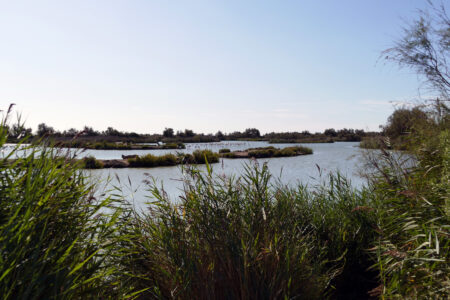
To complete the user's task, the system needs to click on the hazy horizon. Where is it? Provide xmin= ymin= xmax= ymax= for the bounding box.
xmin=1 ymin=0 xmax=443 ymax=134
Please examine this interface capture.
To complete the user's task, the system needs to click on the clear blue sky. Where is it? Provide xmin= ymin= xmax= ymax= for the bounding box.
xmin=0 ymin=0 xmax=441 ymax=134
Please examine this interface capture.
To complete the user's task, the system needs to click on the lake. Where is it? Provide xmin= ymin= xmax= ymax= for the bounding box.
xmin=82 ymin=141 xmax=367 ymax=210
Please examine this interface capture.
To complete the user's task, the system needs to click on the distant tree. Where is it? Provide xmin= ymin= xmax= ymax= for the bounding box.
xmin=184 ymin=129 xmax=195 ymax=137
xmin=127 ymin=132 xmax=140 ymax=138
xmin=243 ymin=128 xmax=261 ymax=138
xmin=324 ymin=128 xmax=337 ymax=137
xmin=337 ymin=128 xmax=353 ymax=136
xmin=83 ymin=126 xmax=99 ymax=136
xmin=301 ymin=130 xmax=311 ymax=136
xmin=104 ymin=127 xmax=121 ymax=136
xmin=228 ymin=131 xmax=243 ymax=139
xmin=215 ymin=131 xmax=224 ymax=139
xmin=355 ymin=129 xmax=365 ymax=136
xmin=37 ymin=123 xmax=55 ymax=137
xmin=63 ymin=128 xmax=79 ymax=137
xmin=163 ymin=127 xmax=174 ymax=138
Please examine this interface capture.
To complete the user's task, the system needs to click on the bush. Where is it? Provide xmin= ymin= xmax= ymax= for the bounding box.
xmin=247 ymin=146 xmax=312 ymax=158
xmin=279 ymin=147 xmax=295 ymax=156
xmin=192 ymin=149 xmax=219 ymax=164
xmin=221 ymin=152 xmax=238 ymax=158
xmin=82 ymin=156 xmax=104 ymax=169
xmin=128 ymin=151 xmax=219 ymax=167
xmin=128 ymin=154 xmax=156 ymax=167
xmin=359 ymin=137 xmax=385 ymax=149
xmin=294 ymin=146 xmax=313 ymax=155
xmin=156 ymin=153 xmax=178 ymax=166
xmin=218 ymin=148 xmax=230 ymax=153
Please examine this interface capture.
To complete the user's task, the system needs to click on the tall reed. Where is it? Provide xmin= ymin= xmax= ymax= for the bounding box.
xmin=116 ymin=162 xmax=377 ymax=299
xmin=0 ymin=108 xmax=129 ymax=299
xmin=365 ymin=129 xmax=450 ymax=298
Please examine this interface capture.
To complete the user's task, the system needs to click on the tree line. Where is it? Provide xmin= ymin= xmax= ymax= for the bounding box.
xmin=5 ymin=122 xmax=378 ymax=143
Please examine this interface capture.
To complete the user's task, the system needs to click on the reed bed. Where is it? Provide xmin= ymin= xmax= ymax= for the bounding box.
xmin=1 ymin=104 xmax=448 ymax=299
xmin=115 ymin=163 xmax=378 ymax=299
xmin=0 ymin=110 xmax=131 ymax=299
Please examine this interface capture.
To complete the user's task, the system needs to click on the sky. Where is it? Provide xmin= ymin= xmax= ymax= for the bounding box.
xmin=0 ymin=0 xmax=442 ymax=134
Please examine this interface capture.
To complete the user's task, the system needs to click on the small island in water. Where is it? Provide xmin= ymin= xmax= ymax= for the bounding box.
xmin=80 ymin=146 xmax=313 ymax=169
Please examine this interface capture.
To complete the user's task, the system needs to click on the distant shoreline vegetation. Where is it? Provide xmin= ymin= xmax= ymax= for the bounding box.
xmin=5 ymin=123 xmax=379 ymax=148
xmin=80 ymin=146 xmax=313 ymax=169
xmin=55 ymin=140 xmax=186 ymax=150
xmin=359 ymin=107 xmax=437 ymax=151
xmin=268 ymin=138 xmax=334 ymax=144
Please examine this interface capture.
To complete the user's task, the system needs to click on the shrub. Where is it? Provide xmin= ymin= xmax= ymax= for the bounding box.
xmin=359 ymin=137 xmax=385 ymax=149
xmin=82 ymin=156 xmax=104 ymax=169
xmin=128 ymin=154 xmax=159 ymax=167
xmin=293 ymin=146 xmax=313 ymax=155
xmin=128 ymin=151 xmax=219 ymax=167
xmin=279 ymin=147 xmax=295 ymax=156
xmin=221 ymin=152 xmax=238 ymax=158
xmin=192 ymin=149 xmax=219 ymax=164
xmin=218 ymin=148 xmax=230 ymax=153
xmin=156 ymin=153 xmax=178 ymax=166
xmin=246 ymin=146 xmax=312 ymax=158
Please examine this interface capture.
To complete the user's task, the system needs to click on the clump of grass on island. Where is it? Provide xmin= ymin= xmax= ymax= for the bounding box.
xmin=80 ymin=150 xmax=219 ymax=169
xmin=82 ymin=156 xmax=104 ymax=168
xmin=81 ymin=146 xmax=311 ymax=169
xmin=128 ymin=153 xmax=179 ymax=167
xmin=189 ymin=149 xmax=220 ymax=164
xmin=222 ymin=146 xmax=313 ymax=158
xmin=127 ymin=149 xmax=219 ymax=168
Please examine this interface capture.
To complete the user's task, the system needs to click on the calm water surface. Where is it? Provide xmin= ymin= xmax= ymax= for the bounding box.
xmin=85 ymin=141 xmax=367 ymax=210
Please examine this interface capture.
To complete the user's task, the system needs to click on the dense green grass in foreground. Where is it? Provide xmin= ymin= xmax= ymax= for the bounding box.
xmin=1 ymin=106 xmax=448 ymax=299
xmin=0 ymin=114 xmax=129 ymax=299
xmin=117 ymin=165 xmax=378 ymax=299
xmin=0 ymin=116 xmax=377 ymax=298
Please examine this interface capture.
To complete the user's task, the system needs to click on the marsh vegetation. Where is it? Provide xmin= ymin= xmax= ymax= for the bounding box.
xmin=1 ymin=2 xmax=449 ymax=299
